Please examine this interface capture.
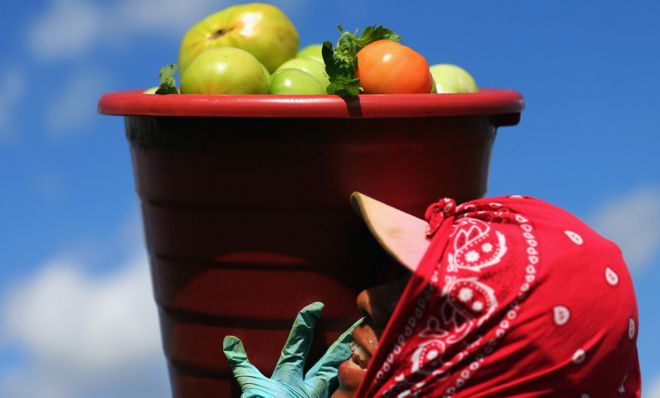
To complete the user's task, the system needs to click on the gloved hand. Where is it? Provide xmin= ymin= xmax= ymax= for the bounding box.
xmin=223 ymin=302 xmax=363 ymax=398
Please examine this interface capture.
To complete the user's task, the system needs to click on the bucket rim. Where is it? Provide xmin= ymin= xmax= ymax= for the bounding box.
xmin=98 ymin=88 xmax=523 ymax=119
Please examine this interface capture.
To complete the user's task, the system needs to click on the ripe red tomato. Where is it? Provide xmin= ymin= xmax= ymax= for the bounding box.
xmin=357 ymin=40 xmax=433 ymax=94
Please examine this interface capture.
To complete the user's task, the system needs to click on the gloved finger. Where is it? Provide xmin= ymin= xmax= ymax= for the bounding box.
xmin=223 ymin=335 xmax=266 ymax=383
xmin=272 ymin=301 xmax=324 ymax=381
xmin=307 ymin=377 xmax=330 ymax=398
xmin=306 ymin=317 xmax=364 ymax=384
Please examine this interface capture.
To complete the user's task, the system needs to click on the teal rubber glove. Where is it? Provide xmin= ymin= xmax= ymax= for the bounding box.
xmin=223 ymin=302 xmax=363 ymax=398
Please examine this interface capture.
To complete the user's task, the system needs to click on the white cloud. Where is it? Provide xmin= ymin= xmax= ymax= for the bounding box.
xmin=26 ymin=0 xmax=307 ymax=62
xmin=27 ymin=0 xmax=104 ymax=61
xmin=113 ymin=0 xmax=224 ymax=36
xmin=590 ymin=185 xmax=660 ymax=273
xmin=0 ymin=248 xmax=168 ymax=397
xmin=647 ymin=374 xmax=660 ymax=398
xmin=0 ymin=67 xmax=27 ymax=145
xmin=3 ymin=254 xmax=160 ymax=371
xmin=26 ymin=0 xmax=222 ymax=61
xmin=44 ymin=68 xmax=110 ymax=136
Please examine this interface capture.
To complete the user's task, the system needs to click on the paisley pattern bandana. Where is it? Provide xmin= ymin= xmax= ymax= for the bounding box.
xmin=356 ymin=195 xmax=641 ymax=397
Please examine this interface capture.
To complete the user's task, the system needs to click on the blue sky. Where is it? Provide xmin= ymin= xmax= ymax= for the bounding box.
xmin=0 ymin=0 xmax=658 ymax=396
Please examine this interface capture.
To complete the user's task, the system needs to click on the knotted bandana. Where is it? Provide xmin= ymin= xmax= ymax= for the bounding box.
xmin=356 ymin=195 xmax=640 ymax=397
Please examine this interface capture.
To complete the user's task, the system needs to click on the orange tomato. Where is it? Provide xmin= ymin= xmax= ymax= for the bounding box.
xmin=357 ymin=40 xmax=433 ymax=94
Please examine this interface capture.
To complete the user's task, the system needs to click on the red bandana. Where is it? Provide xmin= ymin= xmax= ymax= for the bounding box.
xmin=356 ymin=195 xmax=641 ymax=397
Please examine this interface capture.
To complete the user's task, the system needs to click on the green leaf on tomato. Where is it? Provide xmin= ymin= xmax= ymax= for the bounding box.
xmin=323 ymin=25 xmax=401 ymax=97
xmin=155 ymin=64 xmax=179 ymax=95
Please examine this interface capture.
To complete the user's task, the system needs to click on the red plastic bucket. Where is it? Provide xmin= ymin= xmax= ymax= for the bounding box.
xmin=98 ymin=90 xmax=523 ymax=397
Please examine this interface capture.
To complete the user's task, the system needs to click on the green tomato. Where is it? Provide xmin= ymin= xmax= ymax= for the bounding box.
xmin=429 ymin=64 xmax=478 ymax=93
xmin=296 ymin=44 xmax=324 ymax=63
xmin=275 ymin=57 xmax=329 ymax=89
xmin=180 ymin=47 xmax=269 ymax=94
xmin=269 ymin=68 xmax=326 ymax=95
xmin=143 ymin=87 xmax=158 ymax=94
xmin=178 ymin=2 xmax=299 ymax=74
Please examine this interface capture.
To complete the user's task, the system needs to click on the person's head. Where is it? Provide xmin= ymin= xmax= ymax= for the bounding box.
xmin=333 ymin=193 xmax=640 ymax=397
xmin=333 ymin=276 xmax=409 ymax=398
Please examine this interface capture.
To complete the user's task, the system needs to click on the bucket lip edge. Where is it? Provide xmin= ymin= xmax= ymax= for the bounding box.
xmin=97 ymin=88 xmax=524 ymax=119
